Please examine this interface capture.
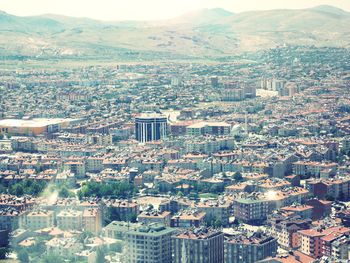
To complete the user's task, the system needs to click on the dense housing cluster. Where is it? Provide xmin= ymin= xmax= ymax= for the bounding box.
xmin=0 ymin=46 xmax=350 ymax=262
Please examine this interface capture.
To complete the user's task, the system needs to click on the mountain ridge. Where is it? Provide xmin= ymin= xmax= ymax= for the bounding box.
xmin=0 ymin=5 xmax=349 ymax=59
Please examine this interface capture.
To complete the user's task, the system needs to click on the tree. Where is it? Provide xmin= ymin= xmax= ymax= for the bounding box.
xmin=9 ymin=180 xmax=47 ymax=197
xmin=214 ymin=219 xmax=222 ymax=228
xmin=78 ymin=231 xmax=94 ymax=243
xmin=18 ymin=249 xmax=30 ymax=263
xmin=126 ymin=212 xmax=137 ymax=223
xmin=58 ymin=186 xmax=72 ymax=198
xmin=96 ymin=248 xmax=106 ymax=263
xmin=209 ymin=184 xmax=223 ymax=194
xmin=12 ymin=184 xmax=24 ymax=196
xmin=325 ymin=194 xmax=335 ymax=202
xmin=40 ymin=253 xmax=63 ymax=263
xmin=234 ymin=171 xmax=243 ymax=182
xmin=78 ymin=181 xmax=136 ymax=199
xmin=177 ymin=191 xmax=184 ymax=197
xmin=0 ymin=247 xmax=10 ymax=260
xmin=77 ymin=190 xmax=83 ymax=200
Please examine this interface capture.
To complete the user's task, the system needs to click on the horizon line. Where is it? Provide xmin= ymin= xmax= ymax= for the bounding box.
xmin=0 ymin=4 xmax=348 ymax=22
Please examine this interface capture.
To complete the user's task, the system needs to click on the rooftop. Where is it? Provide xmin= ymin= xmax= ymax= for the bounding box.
xmin=127 ymin=223 xmax=175 ymax=237
xmin=0 ymin=118 xmax=78 ymax=128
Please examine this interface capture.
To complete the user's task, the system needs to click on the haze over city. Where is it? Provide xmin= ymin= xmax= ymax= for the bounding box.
xmin=0 ymin=1 xmax=350 ymax=263
xmin=0 ymin=0 xmax=350 ymax=20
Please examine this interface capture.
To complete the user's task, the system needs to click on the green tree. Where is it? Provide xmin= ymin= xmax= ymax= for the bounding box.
xmin=234 ymin=171 xmax=243 ymax=182
xmin=77 ymin=190 xmax=83 ymax=200
xmin=0 ymin=247 xmax=10 ymax=260
xmin=40 ymin=253 xmax=63 ymax=263
xmin=325 ymin=194 xmax=335 ymax=201
xmin=96 ymin=248 xmax=106 ymax=263
xmin=18 ymin=249 xmax=30 ymax=263
xmin=58 ymin=186 xmax=72 ymax=198
xmin=214 ymin=219 xmax=222 ymax=228
xmin=12 ymin=184 xmax=24 ymax=196
xmin=78 ymin=181 xmax=136 ymax=199
xmin=9 ymin=180 xmax=47 ymax=197
xmin=177 ymin=191 xmax=184 ymax=197
xmin=209 ymin=184 xmax=223 ymax=194
xmin=127 ymin=212 xmax=138 ymax=223
xmin=78 ymin=231 xmax=94 ymax=243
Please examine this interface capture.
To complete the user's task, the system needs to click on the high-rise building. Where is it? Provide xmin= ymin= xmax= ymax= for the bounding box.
xmin=135 ymin=113 xmax=168 ymax=143
xmin=124 ymin=223 xmax=175 ymax=263
xmin=172 ymin=228 xmax=224 ymax=263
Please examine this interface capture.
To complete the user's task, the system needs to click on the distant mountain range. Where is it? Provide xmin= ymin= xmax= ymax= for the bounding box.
xmin=0 ymin=5 xmax=349 ymax=60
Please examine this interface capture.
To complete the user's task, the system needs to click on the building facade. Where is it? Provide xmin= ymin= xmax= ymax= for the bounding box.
xmin=124 ymin=223 xmax=175 ymax=263
xmin=173 ymin=228 xmax=224 ymax=263
xmin=135 ymin=113 xmax=168 ymax=143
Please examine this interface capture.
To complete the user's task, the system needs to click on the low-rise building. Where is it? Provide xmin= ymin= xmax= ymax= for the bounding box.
xmin=138 ymin=210 xmax=172 ymax=226
xmin=195 ymin=200 xmax=231 ymax=226
xmin=57 ymin=210 xmax=83 ymax=231
xmin=298 ymin=226 xmax=350 ymax=258
xmin=26 ymin=210 xmax=54 ymax=230
xmin=170 ymin=210 xmax=206 ymax=228
xmin=280 ymin=204 xmax=313 ymax=220
xmin=82 ymin=208 xmax=102 ymax=234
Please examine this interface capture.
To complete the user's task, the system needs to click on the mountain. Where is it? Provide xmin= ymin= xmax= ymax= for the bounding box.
xmin=0 ymin=5 xmax=349 ymax=59
xmin=0 ymin=11 xmax=64 ymax=32
xmin=220 ymin=5 xmax=350 ymax=32
xmin=164 ymin=8 xmax=234 ymax=25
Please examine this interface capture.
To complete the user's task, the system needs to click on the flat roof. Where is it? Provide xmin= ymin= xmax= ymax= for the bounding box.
xmin=0 ymin=118 xmax=78 ymax=128
xmin=127 ymin=224 xmax=176 ymax=237
xmin=187 ymin=121 xmax=231 ymax=129
xmin=237 ymin=198 xmax=267 ymax=204
xmin=136 ymin=112 xmax=167 ymax=119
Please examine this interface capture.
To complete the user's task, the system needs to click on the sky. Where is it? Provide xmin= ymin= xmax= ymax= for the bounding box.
xmin=0 ymin=0 xmax=349 ymax=21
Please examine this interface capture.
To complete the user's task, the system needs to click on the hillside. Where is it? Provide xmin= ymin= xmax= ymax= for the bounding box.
xmin=0 ymin=5 xmax=349 ymax=60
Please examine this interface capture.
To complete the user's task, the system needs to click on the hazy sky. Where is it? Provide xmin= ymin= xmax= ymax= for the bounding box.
xmin=0 ymin=0 xmax=349 ymax=20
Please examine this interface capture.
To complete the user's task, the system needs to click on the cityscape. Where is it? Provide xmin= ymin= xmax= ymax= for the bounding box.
xmin=1 ymin=1 xmax=350 ymax=263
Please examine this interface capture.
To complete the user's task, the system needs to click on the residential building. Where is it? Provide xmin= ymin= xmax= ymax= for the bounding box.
xmin=173 ymin=228 xmax=224 ymax=263
xmin=124 ymin=223 xmax=175 ymax=263
xmin=298 ymin=226 xmax=350 ymax=258
xmin=225 ymin=231 xmax=277 ymax=263
xmin=170 ymin=210 xmax=206 ymax=228
xmin=233 ymin=197 xmax=269 ymax=224
xmin=138 ymin=210 xmax=172 ymax=226
xmin=57 ymin=210 xmax=83 ymax=231
xmin=26 ymin=210 xmax=54 ymax=230
xmin=82 ymin=208 xmax=102 ymax=234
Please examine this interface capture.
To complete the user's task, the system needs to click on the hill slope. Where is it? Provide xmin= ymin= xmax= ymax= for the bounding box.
xmin=0 ymin=5 xmax=349 ymax=59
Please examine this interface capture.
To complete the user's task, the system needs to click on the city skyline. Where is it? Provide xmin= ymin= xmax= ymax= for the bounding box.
xmin=1 ymin=0 xmax=350 ymax=262
xmin=0 ymin=0 xmax=349 ymax=21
